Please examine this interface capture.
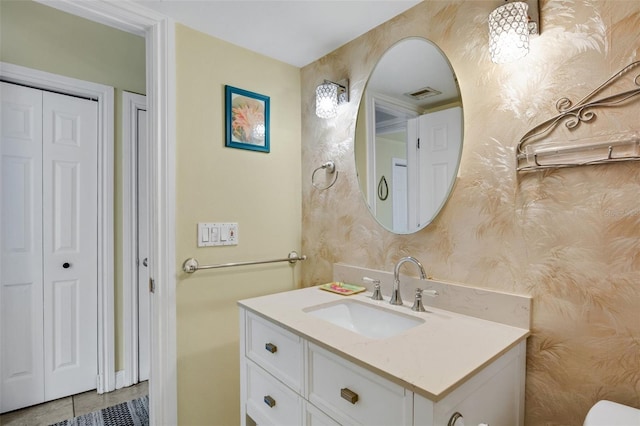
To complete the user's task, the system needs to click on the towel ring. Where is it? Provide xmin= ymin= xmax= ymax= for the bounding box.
xmin=312 ymin=161 xmax=339 ymax=190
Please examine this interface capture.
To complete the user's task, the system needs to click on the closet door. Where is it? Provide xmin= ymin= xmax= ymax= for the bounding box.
xmin=42 ymin=91 xmax=98 ymax=401
xmin=0 ymin=83 xmax=98 ymax=412
xmin=0 ymin=82 xmax=46 ymax=413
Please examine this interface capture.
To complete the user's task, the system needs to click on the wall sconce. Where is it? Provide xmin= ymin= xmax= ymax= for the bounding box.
xmin=315 ymin=79 xmax=349 ymax=119
xmin=488 ymin=0 xmax=539 ymax=64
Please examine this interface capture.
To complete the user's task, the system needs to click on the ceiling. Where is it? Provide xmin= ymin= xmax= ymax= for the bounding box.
xmin=368 ymin=37 xmax=460 ymax=111
xmin=135 ymin=0 xmax=422 ymax=67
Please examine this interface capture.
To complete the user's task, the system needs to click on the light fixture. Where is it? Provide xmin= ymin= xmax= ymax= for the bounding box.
xmin=315 ymin=79 xmax=349 ymax=119
xmin=488 ymin=0 xmax=539 ymax=64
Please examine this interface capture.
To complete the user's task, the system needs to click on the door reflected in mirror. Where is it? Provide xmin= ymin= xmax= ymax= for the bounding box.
xmin=355 ymin=37 xmax=463 ymax=234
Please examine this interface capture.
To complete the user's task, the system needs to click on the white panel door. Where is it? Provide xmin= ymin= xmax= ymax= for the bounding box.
xmin=0 ymin=82 xmax=45 ymax=413
xmin=0 ymin=83 xmax=98 ymax=412
xmin=137 ymin=108 xmax=150 ymax=382
xmin=417 ymin=107 xmax=462 ymax=224
xmin=42 ymin=91 xmax=98 ymax=401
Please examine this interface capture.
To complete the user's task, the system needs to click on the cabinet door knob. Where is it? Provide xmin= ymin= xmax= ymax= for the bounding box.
xmin=63 ymin=262 xmax=71 ymax=269
xmin=265 ymin=342 xmax=277 ymax=353
xmin=263 ymin=395 xmax=276 ymax=408
xmin=340 ymin=387 xmax=359 ymax=404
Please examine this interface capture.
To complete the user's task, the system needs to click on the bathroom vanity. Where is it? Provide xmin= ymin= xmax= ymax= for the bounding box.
xmin=238 ymin=267 xmax=530 ymax=426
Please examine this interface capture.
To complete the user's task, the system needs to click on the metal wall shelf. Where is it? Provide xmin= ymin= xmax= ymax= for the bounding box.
xmin=516 ymin=61 xmax=640 ymax=172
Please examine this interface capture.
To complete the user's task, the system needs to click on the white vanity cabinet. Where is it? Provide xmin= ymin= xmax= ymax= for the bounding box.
xmin=239 ymin=307 xmax=526 ymax=426
xmin=242 ymin=310 xmax=303 ymax=425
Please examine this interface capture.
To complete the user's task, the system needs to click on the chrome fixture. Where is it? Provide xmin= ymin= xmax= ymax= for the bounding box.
xmin=411 ymin=288 xmax=439 ymax=312
xmin=311 ymin=160 xmax=339 ymax=190
xmin=363 ymin=276 xmax=383 ymax=301
xmin=412 ymin=288 xmax=426 ymax=312
xmin=315 ymin=79 xmax=349 ymax=119
xmin=182 ymin=250 xmax=306 ymax=273
xmin=391 ymin=257 xmax=427 ymax=306
xmin=488 ymin=0 xmax=539 ymax=64
xmin=516 ymin=61 xmax=640 ymax=171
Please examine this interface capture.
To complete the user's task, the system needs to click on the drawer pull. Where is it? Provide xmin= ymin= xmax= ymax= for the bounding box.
xmin=340 ymin=387 xmax=359 ymax=404
xmin=263 ymin=395 xmax=276 ymax=408
xmin=265 ymin=342 xmax=278 ymax=353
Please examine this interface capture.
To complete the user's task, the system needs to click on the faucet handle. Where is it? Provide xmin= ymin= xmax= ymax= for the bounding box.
xmin=422 ymin=289 xmax=439 ymax=297
xmin=411 ymin=288 xmax=427 ymax=312
xmin=363 ymin=277 xmax=383 ymax=301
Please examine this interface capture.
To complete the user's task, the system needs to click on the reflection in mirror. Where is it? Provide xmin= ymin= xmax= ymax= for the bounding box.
xmin=355 ymin=37 xmax=463 ymax=234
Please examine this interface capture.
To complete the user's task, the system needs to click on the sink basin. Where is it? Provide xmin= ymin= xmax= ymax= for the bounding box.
xmin=304 ymin=299 xmax=424 ymax=339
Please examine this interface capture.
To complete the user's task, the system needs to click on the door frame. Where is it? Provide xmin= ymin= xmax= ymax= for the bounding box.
xmin=121 ymin=91 xmax=147 ymax=388
xmin=32 ymin=1 xmax=177 ymax=424
xmin=0 ymin=62 xmax=115 ymax=392
xmin=364 ymin=92 xmax=418 ymax=216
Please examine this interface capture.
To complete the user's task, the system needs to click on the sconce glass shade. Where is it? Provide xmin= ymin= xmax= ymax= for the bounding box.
xmin=316 ymin=82 xmax=338 ymax=119
xmin=488 ymin=1 xmax=530 ymax=64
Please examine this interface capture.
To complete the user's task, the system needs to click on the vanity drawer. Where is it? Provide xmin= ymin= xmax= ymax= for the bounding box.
xmin=307 ymin=343 xmax=412 ymax=426
xmin=246 ymin=359 xmax=302 ymax=426
xmin=245 ymin=311 xmax=303 ymax=392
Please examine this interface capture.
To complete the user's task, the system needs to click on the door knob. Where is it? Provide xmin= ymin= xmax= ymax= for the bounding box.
xmin=63 ymin=262 xmax=71 ymax=269
xmin=142 ymin=258 xmax=148 ymax=267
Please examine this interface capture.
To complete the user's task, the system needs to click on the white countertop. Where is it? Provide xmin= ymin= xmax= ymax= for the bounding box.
xmin=238 ymin=285 xmax=530 ymax=401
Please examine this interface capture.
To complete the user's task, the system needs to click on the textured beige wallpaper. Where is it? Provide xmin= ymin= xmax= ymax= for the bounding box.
xmin=300 ymin=1 xmax=640 ymax=425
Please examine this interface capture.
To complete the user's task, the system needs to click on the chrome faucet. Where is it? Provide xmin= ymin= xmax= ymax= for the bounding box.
xmin=390 ymin=256 xmax=427 ymax=305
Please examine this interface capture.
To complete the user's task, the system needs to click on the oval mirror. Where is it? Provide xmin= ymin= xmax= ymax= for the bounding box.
xmin=355 ymin=37 xmax=463 ymax=234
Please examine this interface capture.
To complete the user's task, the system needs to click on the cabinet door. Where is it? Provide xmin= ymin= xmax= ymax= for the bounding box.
xmin=440 ymin=353 xmax=522 ymax=425
xmin=415 ymin=342 xmax=526 ymax=426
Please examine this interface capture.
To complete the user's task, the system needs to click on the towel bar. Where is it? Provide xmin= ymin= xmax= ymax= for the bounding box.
xmin=182 ymin=250 xmax=306 ymax=273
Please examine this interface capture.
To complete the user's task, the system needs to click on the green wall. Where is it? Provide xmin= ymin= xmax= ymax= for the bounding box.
xmin=0 ymin=0 xmax=146 ymax=371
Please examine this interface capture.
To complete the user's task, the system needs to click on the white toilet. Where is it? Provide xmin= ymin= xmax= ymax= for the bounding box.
xmin=583 ymin=400 xmax=640 ymax=426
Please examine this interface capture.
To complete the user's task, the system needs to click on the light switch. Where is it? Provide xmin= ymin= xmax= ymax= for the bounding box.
xmin=197 ymin=222 xmax=238 ymax=247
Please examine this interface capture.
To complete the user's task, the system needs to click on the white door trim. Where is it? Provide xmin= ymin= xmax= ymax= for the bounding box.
xmin=33 ymin=1 xmax=178 ymax=424
xmin=0 ymin=61 xmax=115 ymax=394
xmin=364 ymin=91 xmax=377 ymax=215
xmin=121 ymin=91 xmax=146 ymax=388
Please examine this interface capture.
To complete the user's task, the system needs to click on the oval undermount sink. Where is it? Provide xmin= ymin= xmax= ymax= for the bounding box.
xmin=304 ymin=299 xmax=424 ymax=339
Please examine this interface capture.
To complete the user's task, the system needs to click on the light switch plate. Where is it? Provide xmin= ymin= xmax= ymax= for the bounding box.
xmin=198 ymin=222 xmax=238 ymax=247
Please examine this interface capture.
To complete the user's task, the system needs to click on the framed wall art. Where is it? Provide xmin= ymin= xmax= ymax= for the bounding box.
xmin=225 ymin=85 xmax=270 ymax=153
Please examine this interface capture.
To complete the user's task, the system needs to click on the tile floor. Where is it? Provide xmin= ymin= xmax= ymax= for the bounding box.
xmin=0 ymin=381 xmax=148 ymax=426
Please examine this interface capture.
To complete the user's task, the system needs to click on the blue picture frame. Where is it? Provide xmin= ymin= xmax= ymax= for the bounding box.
xmin=225 ymin=85 xmax=270 ymax=153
